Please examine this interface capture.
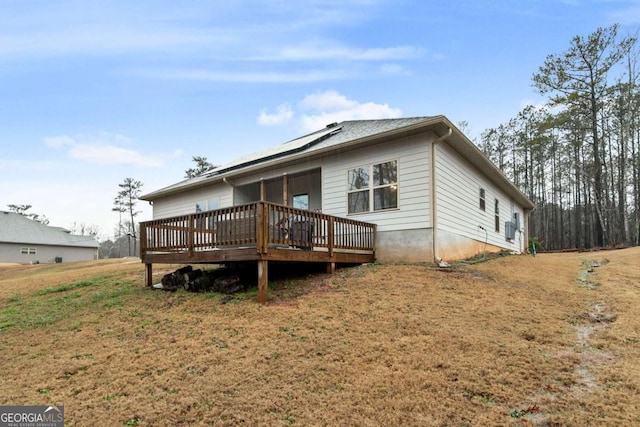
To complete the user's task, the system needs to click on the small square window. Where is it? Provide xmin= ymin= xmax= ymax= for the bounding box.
xmin=348 ymin=191 xmax=370 ymax=213
xmin=292 ymin=194 xmax=309 ymax=210
xmin=348 ymin=167 xmax=369 ymax=190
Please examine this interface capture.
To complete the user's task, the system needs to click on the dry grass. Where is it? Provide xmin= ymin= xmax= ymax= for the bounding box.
xmin=1 ymin=249 xmax=639 ymax=426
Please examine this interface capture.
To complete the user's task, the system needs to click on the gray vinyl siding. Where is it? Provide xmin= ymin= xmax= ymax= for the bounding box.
xmin=0 ymin=242 xmax=97 ymax=264
xmin=436 ymin=142 xmax=525 ymax=252
xmin=144 ymin=118 xmax=533 ymax=261
xmin=153 ymin=133 xmax=432 ymax=232
xmin=322 ymin=133 xmax=431 ymax=232
xmin=152 ymin=182 xmax=232 ymax=219
xmin=151 ymin=162 xmax=326 ymax=219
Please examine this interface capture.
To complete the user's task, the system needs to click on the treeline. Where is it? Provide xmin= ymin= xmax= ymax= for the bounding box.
xmin=481 ymin=24 xmax=640 ymax=251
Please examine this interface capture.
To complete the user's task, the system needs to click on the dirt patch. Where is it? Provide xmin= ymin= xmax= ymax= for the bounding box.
xmin=572 ymin=260 xmax=616 ymax=401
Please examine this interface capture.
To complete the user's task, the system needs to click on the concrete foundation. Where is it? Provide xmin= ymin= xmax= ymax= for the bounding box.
xmin=375 ymin=228 xmax=507 ymax=263
xmin=375 ymin=229 xmax=434 ymax=263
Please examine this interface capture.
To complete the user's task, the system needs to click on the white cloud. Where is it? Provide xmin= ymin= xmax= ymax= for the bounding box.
xmin=257 ymin=104 xmax=294 ymax=126
xmin=379 ymin=63 xmax=410 ymax=75
xmin=519 ymin=98 xmax=547 ymax=110
xmin=43 ymin=136 xmax=75 ymax=148
xmin=607 ymin=5 xmax=640 ymax=25
xmin=139 ymin=41 xmax=426 ymax=83
xmin=258 ymin=90 xmax=402 ymax=132
xmin=0 ymin=28 xmax=212 ymax=58
xmin=142 ymin=68 xmax=349 ymax=83
xmin=44 ymin=132 xmax=163 ymax=168
xmin=301 ymin=91 xmax=402 ymax=127
xmin=68 ymin=144 xmax=162 ymax=167
xmin=254 ymin=44 xmax=423 ymax=62
xmin=0 ymin=2 xmax=420 ymax=64
xmin=299 ymin=90 xmax=357 ymax=111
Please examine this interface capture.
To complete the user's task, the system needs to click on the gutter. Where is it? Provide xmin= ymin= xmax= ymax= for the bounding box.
xmin=430 ymin=127 xmax=452 ymax=262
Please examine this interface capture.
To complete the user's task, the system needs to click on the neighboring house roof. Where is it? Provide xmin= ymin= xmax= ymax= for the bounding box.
xmin=0 ymin=211 xmax=99 ymax=248
xmin=141 ymin=116 xmax=535 ymax=211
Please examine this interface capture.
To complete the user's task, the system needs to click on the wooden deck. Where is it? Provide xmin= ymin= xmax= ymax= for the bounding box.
xmin=139 ymin=201 xmax=376 ymax=303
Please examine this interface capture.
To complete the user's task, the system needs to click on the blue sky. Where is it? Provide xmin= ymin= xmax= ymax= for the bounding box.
xmin=1 ymin=0 xmax=638 ymax=240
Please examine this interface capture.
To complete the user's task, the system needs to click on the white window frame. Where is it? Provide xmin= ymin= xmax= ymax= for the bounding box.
xmin=195 ymin=197 xmax=220 ymax=213
xmin=20 ymin=247 xmax=36 ymax=255
xmin=292 ymin=193 xmax=309 ymax=210
xmin=347 ymin=159 xmax=398 ymax=214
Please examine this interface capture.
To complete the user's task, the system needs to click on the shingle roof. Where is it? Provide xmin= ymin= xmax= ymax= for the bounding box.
xmin=141 ymin=117 xmax=434 ymax=200
xmin=0 ymin=212 xmax=99 ymax=248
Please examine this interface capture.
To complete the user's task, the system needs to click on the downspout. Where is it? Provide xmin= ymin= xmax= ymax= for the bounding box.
xmin=430 ymin=127 xmax=452 ymax=262
xmin=223 ymin=177 xmax=235 ymax=204
xmin=523 ymin=209 xmax=530 ymax=253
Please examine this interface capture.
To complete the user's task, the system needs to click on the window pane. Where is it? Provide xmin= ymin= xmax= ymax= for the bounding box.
xmin=374 ymin=186 xmax=398 ymax=210
xmin=479 ymin=188 xmax=486 ymax=211
xmin=348 ymin=167 xmax=369 ymax=190
xmin=195 ymin=201 xmax=206 ymax=212
xmin=348 ymin=191 xmax=369 ymax=213
xmin=292 ymin=194 xmax=309 ymax=209
xmin=207 ymin=198 xmax=219 ymax=210
xmin=373 ymin=161 xmax=397 ymax=186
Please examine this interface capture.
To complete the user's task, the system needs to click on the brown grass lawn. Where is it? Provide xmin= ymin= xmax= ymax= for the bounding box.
xmin=1 ymin=249 xmax=639 ymax=426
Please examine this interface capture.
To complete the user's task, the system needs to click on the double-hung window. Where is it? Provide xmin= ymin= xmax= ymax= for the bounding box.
xmin=348 ymin=160 xmax=398 ymax=214
xmin=195 ymin=198 xmax=219 ymax=213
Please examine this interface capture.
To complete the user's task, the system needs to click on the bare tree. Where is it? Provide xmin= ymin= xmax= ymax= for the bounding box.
xmin=115 ymin=178 xmax=143 ymax=256
xmin=69 ymin=222 xmax=101 ymax=238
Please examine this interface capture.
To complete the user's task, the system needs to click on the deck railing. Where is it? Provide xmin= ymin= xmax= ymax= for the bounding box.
xmin=140 ymin=201 xmax=376 ymax=258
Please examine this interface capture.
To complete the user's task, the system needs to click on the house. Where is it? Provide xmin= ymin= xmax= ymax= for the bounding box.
xmin=0 ymin=211 xmax=99 ymax=264
xmin=139 ymin=116 xmax=534 ymax=302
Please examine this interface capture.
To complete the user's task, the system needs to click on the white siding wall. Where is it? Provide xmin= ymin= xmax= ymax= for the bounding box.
xmin=151 ymin=162 xmax=326 ymax=219
xmin=148 ymin=129 xmax=528 ymax=261
xmin=152 ymin=182 xmax=233 ymax=219
xmin=436 ymin=142 xmax=526 ymax=253
xmin=152 ymin=134 xmax=432 ymax=232
xmin=322 ymin=133 xmax=431 ymax=231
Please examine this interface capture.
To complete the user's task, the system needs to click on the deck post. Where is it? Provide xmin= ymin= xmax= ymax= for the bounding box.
xmin=187 ymin=215 xmax=194 ymax=256
xmin=328 ymin=216 xmax=334 ymax=257
xmin=145 ymin=263 xmax=153 ymax=287
xmin=326 ymin=262 xmax=335 ymax=274
xmin=256 ymin=202 xmax=268 ymax=254
xmin=139 ymin=222 xmax=147 ymax=259
xmin=283 ymin=173 xmax=288 ymax=205
xmin=258 ymin=259 xmax=268 ymax=304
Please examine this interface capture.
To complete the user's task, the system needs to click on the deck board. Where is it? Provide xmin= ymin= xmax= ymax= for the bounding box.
xmin=139 ymin=201 xmax=376 ymax=302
